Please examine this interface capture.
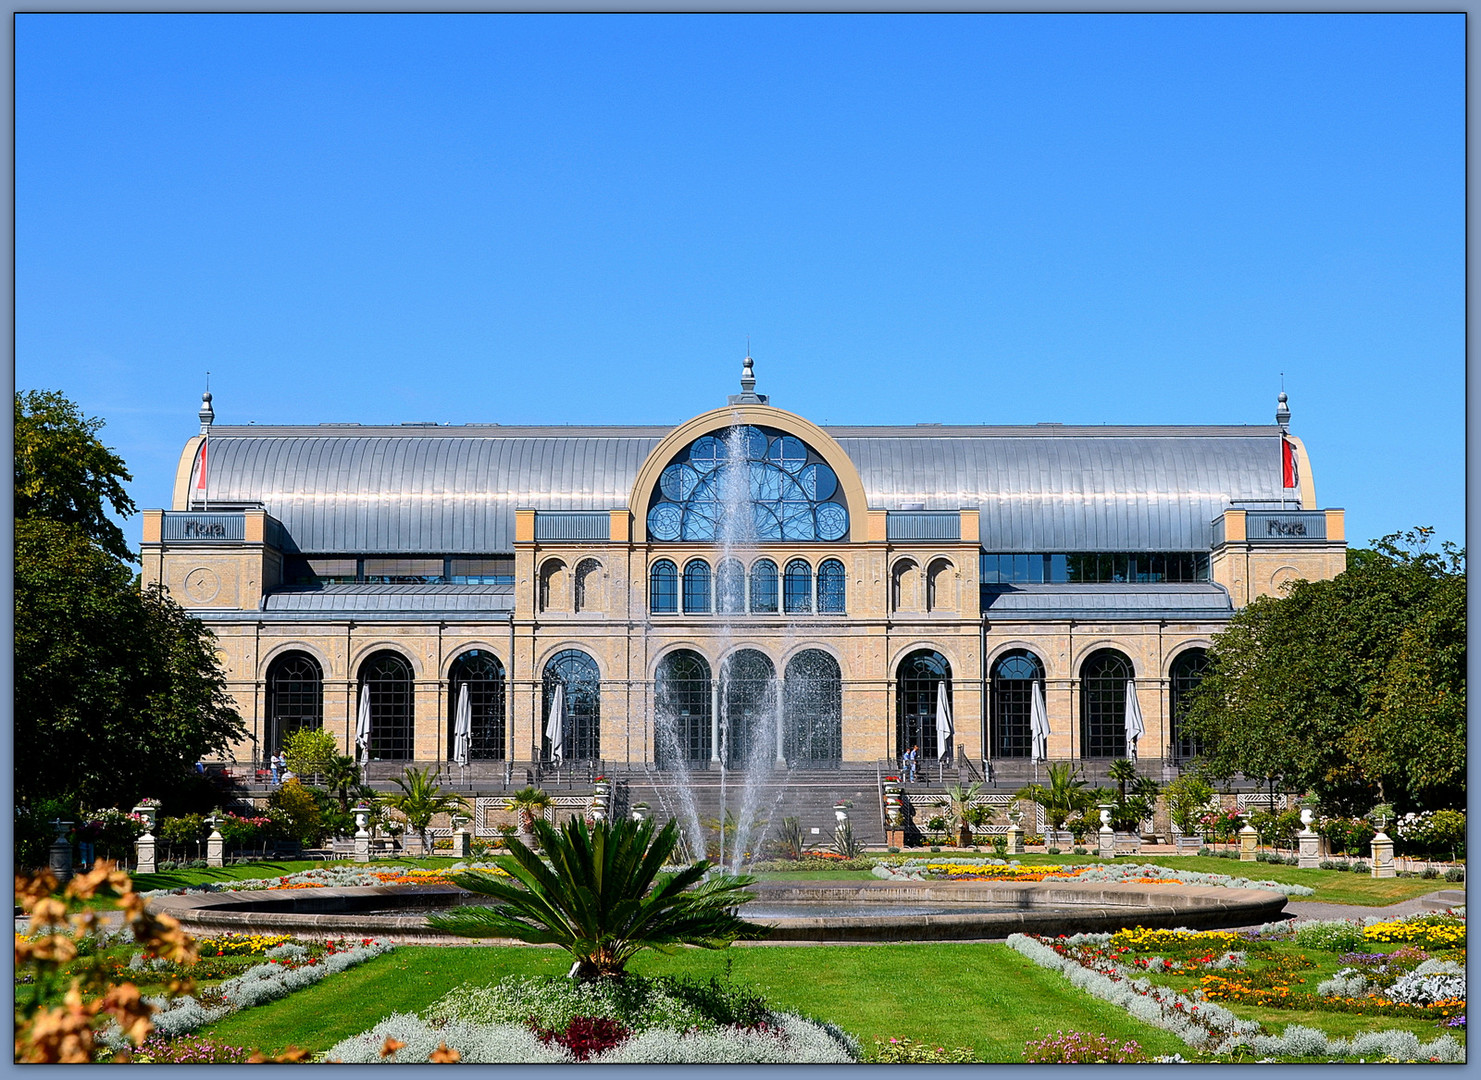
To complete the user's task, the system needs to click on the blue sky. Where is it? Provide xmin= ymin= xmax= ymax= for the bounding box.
xmin=15 ymin=14 xmax=1465 ymax=553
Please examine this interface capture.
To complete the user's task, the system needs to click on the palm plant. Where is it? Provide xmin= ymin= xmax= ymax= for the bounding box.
xmin=384 ymin=765 xmax=470 ymax=854
xmin=322 ymin=754 xmax=361 ymax=812
xmin=770 ymin=816 xmax=814 ymax=860
xmin=428 ymin=815 xmax=761 ymax=980
xmin=1107 ymin=758 xmax=1139 ymax=801
xmin=1016 ymin=762 xmax=1092 ymax=837
xmin=829 ymin=820 xmax=864 ymax=858
xmin=506 ymin=786 xmax=554 ymax=835
xmin=944 ymin=782 xmax=985 ymax=846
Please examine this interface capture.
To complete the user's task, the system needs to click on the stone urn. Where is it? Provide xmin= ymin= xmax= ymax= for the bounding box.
xmin=132 ymin=804 xmax=158 ymax=831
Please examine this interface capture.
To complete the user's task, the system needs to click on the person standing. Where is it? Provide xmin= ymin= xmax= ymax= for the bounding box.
xmin=270 ymin=751 xmax=281 ymax=785
xmin=904 ymin=744 xmax=919 ymax=783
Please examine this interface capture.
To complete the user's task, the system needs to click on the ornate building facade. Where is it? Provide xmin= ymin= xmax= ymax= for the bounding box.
xmin=141 ymin=363 xmax=1346 ymax=782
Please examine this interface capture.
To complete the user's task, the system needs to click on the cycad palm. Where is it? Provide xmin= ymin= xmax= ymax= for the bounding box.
xmin=1016 ymin=761 xmax=1091 ymax=834
xmin=428 ymin=815 xmax=760 ymax=980
xmin=384 ymin=765 xmax=469 ymax=853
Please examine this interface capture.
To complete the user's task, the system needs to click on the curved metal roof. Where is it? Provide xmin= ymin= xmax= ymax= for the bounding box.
xmin=981 ymin=582 xmax=1235 ymax=622
xmin=181 ymin=422 xmax=1301 ymax=553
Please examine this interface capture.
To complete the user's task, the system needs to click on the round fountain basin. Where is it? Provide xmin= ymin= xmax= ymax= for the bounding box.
xmin=145 ymin=878 xmax=1287 ymax=944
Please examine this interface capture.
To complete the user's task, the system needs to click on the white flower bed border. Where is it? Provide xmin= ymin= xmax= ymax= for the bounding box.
xmin=1006 ymin=931 xmax=1465 ymax=1063
xmin=140 ymin=863 xmax=501 ymax=897
xmin=874 ymin=858 xmax=1316 ymax=897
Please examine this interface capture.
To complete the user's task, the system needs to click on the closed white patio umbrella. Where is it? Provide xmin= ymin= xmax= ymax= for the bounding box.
xmin=1030 ymin=680 xmax=1050 ymax=761
xmin=546 ymin=683 xmax=566 ymax=767
xmin=452 ymin=684 xmax=472 ymax=779
xmin=355 ymin=684 xmax=372 ymax=767
xmin=934 ymin=679 xmax=953 ymax=763
xmin=1123 ymin=680 xmax=1145 ymax=759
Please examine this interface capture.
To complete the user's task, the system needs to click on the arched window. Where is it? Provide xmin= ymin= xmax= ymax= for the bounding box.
xmin=719 ymin=649 xmax=775 ymax=768
xmin=897 ymin=649 xmax=951 ymax=761
xmin=891 ymin=559 xmax=918 ymax=612
xmin=683 ymin=560 xmax=712 ymax=614
xmin=991 ymin=650 xmax=1045 ymax=760
xmin=538 ymin=559 xmax=566 ymax=612
xmin=359 ymin=651 xmax=414 ymax=762
xmin=926 ymin=558 xmax=953 ymax=612
xmin=645 ymin=424 xmax=850 ymax=542
xmin=449 ymin=650 xmax=505 ymax=761
xmin=655 ymin=650 xmax=711 ymax=767
xmin=543 ymin=650 xmax=600 ymax=762
xmin=715 ymin=558 xmax=746 ymax=614
xmin=749 ymin=559 xmax=779 ymax=614
xmin=783 ymin=650 xmax=842 ymax=766
xmin=574 ymin=559 xmax=601 ymax=613
xmin=784 ymin=559 xmax=813 ymax=614
xmin=817 ymin=558 xmax=846 ymax=614
xmin=649 ymin=559 xmax=678 ymax=614
xmin=1080 ymin=649 xmax=1133 ymax=759
xmin=266 ymin=651 xmax=322 ymax=754
xmin=1170 ymin=648 xmax=1210 ymax=760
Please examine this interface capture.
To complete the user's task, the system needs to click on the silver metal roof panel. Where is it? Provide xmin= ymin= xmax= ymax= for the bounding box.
xmin=186 ymin=423 xmax=1299 ymax=554
xmin=981 ymin=582 xmax=1235 ymax=622
xmin=263 ymin=583 xmax=514 ymax=614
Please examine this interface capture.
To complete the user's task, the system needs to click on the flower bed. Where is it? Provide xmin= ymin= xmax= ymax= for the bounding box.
xmin=1006 ymin=923 xmax=1466 ymax=1062
xmin=141 ymin=863 xmax=507 ymax=897
xmin=871 ymin=859 xmax=1315 ymax=896
xmin=323 ymin=974 xmax=858 ymax=1064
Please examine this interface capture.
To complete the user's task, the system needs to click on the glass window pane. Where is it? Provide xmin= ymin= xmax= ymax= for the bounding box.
xmin=649 ymin=561 xmax=678 ymax=613
xmin=784 ymin=559 xmax=812 ymax=613
xmin=750 ymin=559 xmax=778 ymax=613
xmin=683 ymin=561 xmax=711 ymax=614
xmin=817 ymin=559 xmax=846 ymax=613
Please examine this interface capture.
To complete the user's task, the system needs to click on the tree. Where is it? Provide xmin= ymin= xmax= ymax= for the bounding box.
xmin=428 ymin=815 xmax=760 ymax=980
xmin=15 ymin=390 xmax=135 ymax=561
xmin=14 ymin=518 xmax=245 ymax=811
xmin=506 ymin=786 xmax=554 ymax=834
xmin=282 ymin=728 xmax=339 ymax=778
xmin=322 ymin=754 xmax=362 ymax=812
xmin=1182 ymin=529 xmax=1465 ymax=813
xmin=383 ymin=766 xmax=470 ymax=853
xmin=942 ymin=782 xmax=989 ymax=846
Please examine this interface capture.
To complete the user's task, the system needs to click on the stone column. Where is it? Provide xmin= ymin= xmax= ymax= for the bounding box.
xmin=1370 ymin=830 xmax=1395 ymax=878
xmin=48 ymin=820 xmax=74 ymax=885
xmin=1097 ymin=806 xmax=1115 ymax=859
xmin=1297 ymin=808 xmax=1321 ymax=869
xmin=206 ymin=817 xmax=225 ymax=868
xmin=354 ymin=806 xmax=371 ymax=864
xmin=451 ymin=827 xmax=471 ymax=860
xmin=1238 ymin=823 xmax=1258 ymax=862
xmin=135 ymin=831 xmax=157 ymax=875
xmin=1005 ymin=822 xmax=1024 ymax=855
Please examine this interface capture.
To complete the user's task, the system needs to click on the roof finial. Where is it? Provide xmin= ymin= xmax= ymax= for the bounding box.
xmin=199 ymin=376 xmax=215 ymax=434
xmin=728 ymin=346 xmax=768 ymax=406
xmin=1275 ymin=386 xmax=1290 ymax=430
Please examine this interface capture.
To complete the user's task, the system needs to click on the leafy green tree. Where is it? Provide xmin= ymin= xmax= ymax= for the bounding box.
xmin=1182 ymin=528 xmax=1465 ymax=813
xmin=429 ymin=815 xmax=760 ymax=980
xmin=1163 ymin=774 xmax=1215 ymax=837
xmin=282 ymin=728 xmax=339 ymax=778
xmin=15 ymin=519 xmax=245 ymax=810
xmin=384 ymin=765 xmax=470 ymax=853
xmin=15 ymin=390 xmax=135 ymax=561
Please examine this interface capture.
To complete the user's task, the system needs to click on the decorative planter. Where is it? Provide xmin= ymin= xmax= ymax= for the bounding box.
xmin=1176 ymin=835 xmax=1203 ymax=852
xmin=132 ymin=805 xmax=158 ymax=831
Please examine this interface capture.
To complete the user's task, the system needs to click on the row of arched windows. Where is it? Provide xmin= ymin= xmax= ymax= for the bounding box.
xmin=265 ymin=644 xmax=1209 ymax=764
xmin=650 ymin=557 xmax=845 ymax=615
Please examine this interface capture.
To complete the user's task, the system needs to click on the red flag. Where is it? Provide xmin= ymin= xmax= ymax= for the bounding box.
xmin=196 ymin=436 xmax=208 ymax=491
xmin=1282 ymin=437 xmax=1298 ymax=489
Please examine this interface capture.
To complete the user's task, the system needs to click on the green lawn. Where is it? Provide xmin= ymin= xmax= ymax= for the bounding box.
xmin=201 ymin=943 xmax=1196 ymax=1061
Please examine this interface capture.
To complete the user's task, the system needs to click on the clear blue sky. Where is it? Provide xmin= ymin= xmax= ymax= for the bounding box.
xmin=16 ymin=14 xmax=1465 ymax=554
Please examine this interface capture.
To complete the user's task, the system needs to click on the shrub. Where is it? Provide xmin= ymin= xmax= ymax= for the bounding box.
xmin=1351 ymin=861 xmax=1370 ymax=874
xmin=268 ymin=780 xmax=322 ymax=846
xmin=1292 ymin=920 xmax=1367 ymax=953
xmin=158 ymin=814 xmax=205 ymax=847
xmin=281 ymin=728 xmax=338 ymax=778
xmin=871 ymin=1037 xmax=979 ymax=1063
xmin=1023 ymin=1031 xmax=1147 ymax=1064
xmin=1445 ymin=866 xmax=1464 ymax=883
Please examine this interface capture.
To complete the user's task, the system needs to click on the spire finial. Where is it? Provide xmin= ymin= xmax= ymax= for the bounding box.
xmin=199 ymin=374 xmax=215 ymax=434
xmin=727 ymin=346 xmax=768 ymax=406
xmin=1275 ymin=387 xmax=1290 ymax=430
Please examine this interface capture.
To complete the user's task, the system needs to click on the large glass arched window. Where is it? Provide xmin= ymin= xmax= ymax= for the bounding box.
xmin=1080 ymin=649 xmax=1133 ymax=759
xmin=715 ymin=558 xmax=746 ymax=614
xmin=359 ymin=651 xmax=414 ymax=761
xmin=543 ymin=650 xmax=600 ymax=762
xmin=646 ymin=424 xmax=850 ymax=542
xmin=817 ymin=558 xmax=846 ymax=614
xmin=683 ymin=560 xmax=711 ymax=614
xmin=749 ymin=559 xmax=779 ymax=614
xmin=719 ymin=649 xmax=775 ymax=768
xmin=897 ymin=650 xmax=951 ymax=761
xmin=449 ymin=650 xmax=505 ymax=761
xmin=267 ymin=651 xmax=322 ymax=754
xmin=784 ymin=559 xmax=813 ymax=614
xmin=1170 ymin=648 xmax=1210 ymax=760
xmin=991 ymin=650 xmax=1044 ymax=760
xmin=783 ymin=650 xmax=842 ymax=765
xmin=649 ymin=560 xmax=678 ymax=614
xmin=655 ymin=650 xmax=711 ymax=767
